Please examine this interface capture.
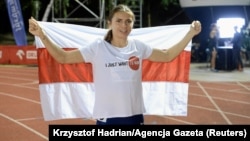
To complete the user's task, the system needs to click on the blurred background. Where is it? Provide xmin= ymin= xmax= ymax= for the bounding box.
xmin=1 ymin=0 xmax=250 ymax=64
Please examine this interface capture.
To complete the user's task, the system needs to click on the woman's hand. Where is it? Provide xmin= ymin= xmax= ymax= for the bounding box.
xmin=28 ymin=17 xmax=44 ymax=37
xmin=190 ymin=20 xmax=202 ymax=36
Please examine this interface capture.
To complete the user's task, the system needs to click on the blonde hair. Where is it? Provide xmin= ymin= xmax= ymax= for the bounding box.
xmin=104 ymin=4 xmax=135 ymax=43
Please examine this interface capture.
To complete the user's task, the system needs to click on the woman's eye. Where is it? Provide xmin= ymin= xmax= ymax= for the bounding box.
xmin=127 ymin=20 xmax=132 ymax=24
xmin=115 ymin=19 xmax=133 ymax=24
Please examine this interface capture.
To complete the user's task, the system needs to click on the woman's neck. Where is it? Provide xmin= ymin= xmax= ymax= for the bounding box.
xmin=111 ymin=38 xmax=128 ymax=48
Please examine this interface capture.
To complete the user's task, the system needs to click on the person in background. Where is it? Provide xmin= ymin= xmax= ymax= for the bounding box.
xmin=206 ymin=23 xmax=219 ymax=72
xmin=232 ymin=26 xmax=243 ymax=71
xmin=241 ymin=26 xmax=250 ymax=65
xmin=191 ymin=41 xmax=200 ymax=62
xmin=28 ymin=4 xmax=201 ymax=125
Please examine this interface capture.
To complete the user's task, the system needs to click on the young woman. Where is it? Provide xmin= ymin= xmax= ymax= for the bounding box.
xmin=29 ymin=4 xmax=201 ymax=125
xmin=207 ymin=23 xmax=219 ymax=72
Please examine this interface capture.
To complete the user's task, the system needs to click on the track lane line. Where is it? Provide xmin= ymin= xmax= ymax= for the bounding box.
xmin=0 ymin=92 xmax=41 ymax=104
xmin=189 ymin=84 xmax=250 ymax=95
xmin=197 ymin=82 xmax=232 ymax=124
xmin=0 ymin=113 xmax=48 ymax=140
xmin=0 ymin=75 xmax=37 ymax=81
xmin=189 ymin=105 xmax=250 ymax=119
xmin=17 ymin=117 xmax=44 ymax=121
xmin=237 ymin=81 xmax=250 ymax=91
xmin=0 ymin=82 xmax=38 ymax=90
xmin=189 ymin=92 xmax=250 ymax=104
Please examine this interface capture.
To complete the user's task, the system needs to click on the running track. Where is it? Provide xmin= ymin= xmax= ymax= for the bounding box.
xmin=0 ymin=65 xmax=250 ymax=141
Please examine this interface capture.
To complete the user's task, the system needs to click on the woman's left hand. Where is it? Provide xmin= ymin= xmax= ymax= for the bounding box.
xmin=190 ymin=20 xmax=202 ymax=36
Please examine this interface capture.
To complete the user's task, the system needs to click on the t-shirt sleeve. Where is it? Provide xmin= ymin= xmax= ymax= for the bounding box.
xmin=134 ymin=39 xmax=153 ymax=59
xmin=79 ymin=39 xmax=101 ymax=63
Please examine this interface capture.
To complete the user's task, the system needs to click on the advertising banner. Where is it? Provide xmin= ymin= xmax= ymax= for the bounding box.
xmin=6 ymin=0 xmax=27 ymax=46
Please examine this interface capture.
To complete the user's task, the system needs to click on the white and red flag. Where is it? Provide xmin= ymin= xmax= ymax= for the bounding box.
xmin=35 ymin=22 xmax=191 ymax=121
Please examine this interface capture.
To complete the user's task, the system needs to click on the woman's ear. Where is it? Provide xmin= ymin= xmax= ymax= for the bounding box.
xmin=107 ymin=20 xmax=111 ymax=28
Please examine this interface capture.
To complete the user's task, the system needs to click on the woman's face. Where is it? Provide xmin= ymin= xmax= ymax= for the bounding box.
xmin=109 ymin=11 xmax=134 ymax=40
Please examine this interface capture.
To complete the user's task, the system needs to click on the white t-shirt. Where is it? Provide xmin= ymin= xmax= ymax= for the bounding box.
xmin=79 ymin=38 xmax=153 ymax=119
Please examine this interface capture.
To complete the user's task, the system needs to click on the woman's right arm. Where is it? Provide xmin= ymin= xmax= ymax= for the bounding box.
xmin=28 ymin=17 xmax=85 ymax=64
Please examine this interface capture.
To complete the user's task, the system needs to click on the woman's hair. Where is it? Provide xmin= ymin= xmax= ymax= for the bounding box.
xmin=210 ymin=23 xmax=217 ymax=30
xmin=104 ymin=4 xmax=135 ymax=43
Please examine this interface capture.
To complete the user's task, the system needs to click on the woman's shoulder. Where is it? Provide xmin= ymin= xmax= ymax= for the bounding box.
xmin=129 ymin=38 xmax=152 ymax=52
xmin=84 ymin=38 xmax=107 ymax=50
xmin=94 ymin=38 xmax=105 ymax=43
xmin=89 ymin=38 xmax=106 ymax=45
xmin=129 ymin=38 xmax=147 ymax=46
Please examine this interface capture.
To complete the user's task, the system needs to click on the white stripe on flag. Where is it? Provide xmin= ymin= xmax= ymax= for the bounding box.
xmin=40 ymin=82 xmax=188 ymax=121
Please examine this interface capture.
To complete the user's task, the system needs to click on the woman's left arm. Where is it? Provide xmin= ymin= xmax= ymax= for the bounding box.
xmin=148 ymin=20 xmax=202 ymax=62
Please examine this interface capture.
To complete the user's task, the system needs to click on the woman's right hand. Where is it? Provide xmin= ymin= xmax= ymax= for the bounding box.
xmin=28 ymin=17 xmax=44 ymax=37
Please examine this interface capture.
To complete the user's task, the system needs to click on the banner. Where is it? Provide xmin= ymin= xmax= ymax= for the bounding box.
xmin=5 ymin=0 xmax=27 ymax=46
xmin=35 ymin=22 xmax=192 ymax=121
xmin=0 ymin=45 xmax=37 ymax=65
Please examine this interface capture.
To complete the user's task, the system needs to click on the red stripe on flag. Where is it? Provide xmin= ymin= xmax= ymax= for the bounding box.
xmin=38 ymin=48 xmax=190 ymax=84
xmin=142 ymin=51 xmax=190 ymax=83
xmin=38 ymin=48 xmax=93 ymax=83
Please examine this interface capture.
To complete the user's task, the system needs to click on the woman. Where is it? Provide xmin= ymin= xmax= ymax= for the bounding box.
xmin=206 ymin=23 xmax=219 ymax=72
xmin=29 ymin=4 xmax=201 ymax=125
